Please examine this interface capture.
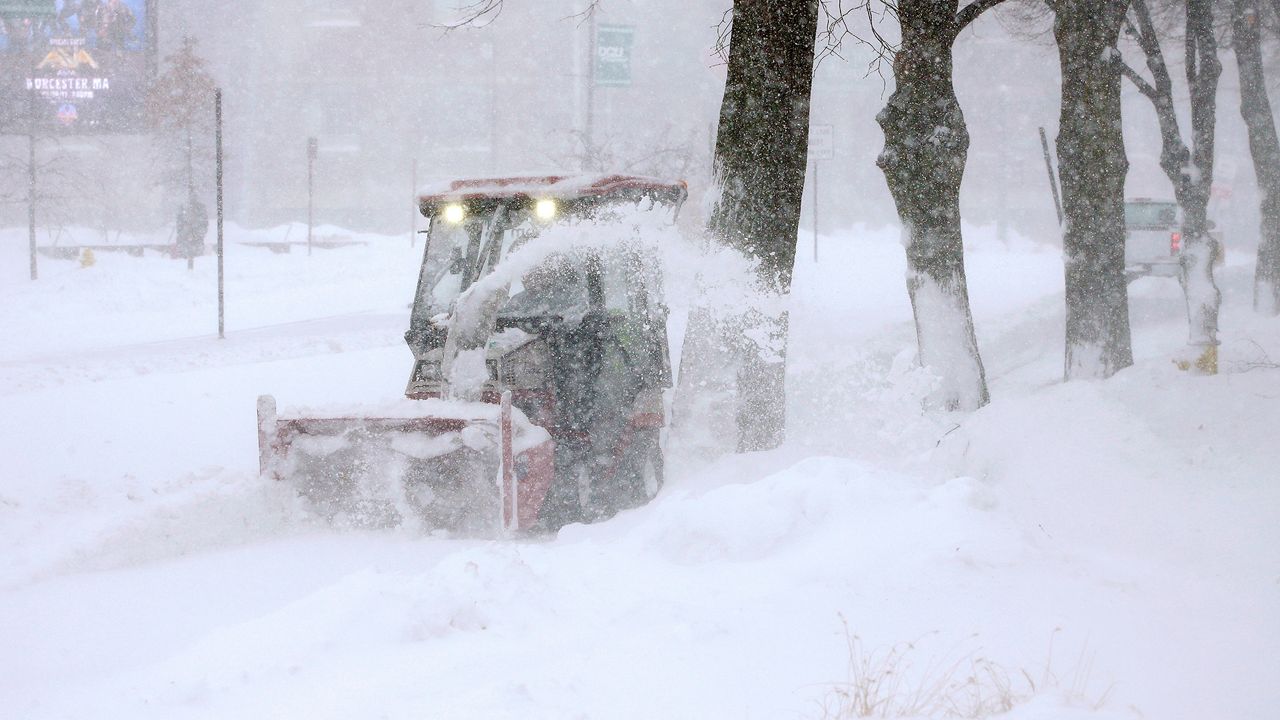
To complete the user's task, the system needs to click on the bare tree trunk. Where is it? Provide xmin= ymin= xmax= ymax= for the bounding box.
xmin=1179 ymin=0 xmax=1222 ymax=368
xmin=1049 ymin=0 xmax=1134 ymax=379
xmin=679 ymin=0 xmax=818 ymax=453
xmin=708 ymin=1 xmax=818 ymax=293
xmin=1234 ymin=0 xmax=1280 ymax=315
xmin=877 ymin=0 xmax=991 ymax=411
xmin=1123 ymin=0 xmax=1222 ymax=371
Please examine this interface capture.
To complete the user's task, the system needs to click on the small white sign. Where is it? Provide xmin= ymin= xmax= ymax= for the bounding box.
xmin=809 ymin=124 xmax=834 ymax=161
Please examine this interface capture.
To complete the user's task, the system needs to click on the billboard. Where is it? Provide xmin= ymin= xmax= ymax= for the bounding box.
xmin=0 ymin=0 xmax=156 ymax=133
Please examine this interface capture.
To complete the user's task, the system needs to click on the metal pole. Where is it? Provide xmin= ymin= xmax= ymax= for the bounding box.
xmin=499 ymin=390 xmax=515 ymax=532
xmin=307 ymin=136 xmax=317 ymax=256
xmin=27 ymin=78 xmax=37 ymax=281
xmin=28 ymin=119 xmax=37 ymax=280
xmin=1039 ymin=127 xmax=1064 ymax=226
xmin=216 ymin=89 xmax=225 ymax=340
xmin=410 ymin=158 xmax=417 ymax=248
xmin=812 ymin=160 xmax=819 ymax=262
xmin=585 ymin=7 xmax=596 ymax=170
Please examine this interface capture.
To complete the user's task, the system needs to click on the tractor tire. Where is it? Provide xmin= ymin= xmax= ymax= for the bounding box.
xmin=537 ymin=442 xmax=591 ymax=531
xmin=611 ymin=428 xmax=664 ymax=512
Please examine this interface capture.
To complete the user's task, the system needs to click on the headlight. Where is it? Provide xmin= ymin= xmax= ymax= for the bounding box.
xmin=443 ymin=203 xmax=465 ymax=224
xmin=535 ymin=199 xmax=557 ymax=221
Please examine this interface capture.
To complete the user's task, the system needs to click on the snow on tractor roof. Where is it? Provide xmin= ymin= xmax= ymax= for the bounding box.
xmin=418 ymin=173 xmax=687 ymax=206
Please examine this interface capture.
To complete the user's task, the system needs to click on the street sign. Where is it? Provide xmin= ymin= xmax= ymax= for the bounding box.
xmin=595 ymin=24 xmax=634 ymax=87
xmin=808 ymin=124 xmax=833 ymax=262
xmin=0 ymin=0 xmax=54 ymax=18
xmin=809 ymin=123 xmax=834 ymax=162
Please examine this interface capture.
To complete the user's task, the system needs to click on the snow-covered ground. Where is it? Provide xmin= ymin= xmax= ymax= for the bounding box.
xmin=1 ymin=224 xmax=1276 ymax=719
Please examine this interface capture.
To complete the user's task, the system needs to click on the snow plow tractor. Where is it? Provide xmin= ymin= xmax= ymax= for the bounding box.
xmin=257 ymin=175 xmax=687 ymax=534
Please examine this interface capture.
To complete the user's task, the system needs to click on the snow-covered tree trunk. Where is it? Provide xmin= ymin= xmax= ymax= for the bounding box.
xmin=876 ymin=0 xmax=991 ymax=411
xmin=1049 ymin=0 xmax=1134 ymax=379
xmin=672 ymin=306 xmax=742 ymax=459
xmin=677 ymin=0 xmax=818 ymax=453
xmin=1178 ymin=0 xmax=1222 ymax=363
xmin=1233 ymin=0 xmax=1280 ymax=316
xmin=1122 ymin=0 xmax=1221 ymax=371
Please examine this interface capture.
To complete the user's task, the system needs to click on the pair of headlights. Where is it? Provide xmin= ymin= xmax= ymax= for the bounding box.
xmin=442 ymin=199 xmax=558 ymax=224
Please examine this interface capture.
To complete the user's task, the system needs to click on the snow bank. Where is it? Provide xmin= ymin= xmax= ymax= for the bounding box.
xmin=1 ymin=222 xmax=1276 ymax=719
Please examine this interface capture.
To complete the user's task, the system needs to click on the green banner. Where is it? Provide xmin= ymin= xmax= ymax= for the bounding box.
xmin=595 ymin=24 xmax=634 ymax=88
xmin=0 ymin=0 xmax=55 ymax=18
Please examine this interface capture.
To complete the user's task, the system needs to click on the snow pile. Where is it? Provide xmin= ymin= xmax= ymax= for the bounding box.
xmin=1 ymin=223 xmax=1277 ymax=719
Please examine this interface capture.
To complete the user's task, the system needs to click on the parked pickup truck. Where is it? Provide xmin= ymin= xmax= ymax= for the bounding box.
xmin=1124 ymin=198 xmax=1224 ymax=280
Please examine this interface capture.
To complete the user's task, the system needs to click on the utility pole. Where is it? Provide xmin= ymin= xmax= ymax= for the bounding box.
xmin=410 ymin=158 xmax=418 ymax=248
xmin=307 ymin=136 xmax=317 ymax=256
xmin=808 ymin=124 xmax=834 ymax=262
xmin=216 ymin=89 xmax=225 ymax=340
xmin=812 ymin=160 xmax=819 ymax=262
xmin=1039 ymin=127 xmax=1064 ymax=226
xmin=584 ymin=6 xmax=596 ymax=171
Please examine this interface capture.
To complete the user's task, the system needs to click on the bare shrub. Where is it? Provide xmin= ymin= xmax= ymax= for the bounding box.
xmin=816 ymin=619 xmax=1111 ymax=719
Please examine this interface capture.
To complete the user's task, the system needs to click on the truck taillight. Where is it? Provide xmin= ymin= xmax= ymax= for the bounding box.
xmin=1170 ymin=232 xmax=1181 ymax=254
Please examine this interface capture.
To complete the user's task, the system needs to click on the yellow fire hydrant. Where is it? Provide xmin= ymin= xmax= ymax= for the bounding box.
xmin=80 ymin=248 xmax=96 ymax=268
xmin=1175 ymin=344 xmax=1219 ymax=375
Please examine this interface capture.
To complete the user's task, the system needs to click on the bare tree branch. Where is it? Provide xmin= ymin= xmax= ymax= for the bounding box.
xmin=1130 ymin=0 xmax=1176 ymax=101
xmin=436 ymin=0 xmax=504 ymax=30
xmin=718 ymin=1 xmax=897 ymax=82
xmin=712 ymin=7 xmax=733 ymax=65
xmin=954 ymin=0 xmax=1009 ymax=35
xmin=563 ymin=0 xmax=603 ymax=26
xmin=437 ymin=0 xmax=603 ymax=31
xmin=815 ymin=0 xmax=869 ymax=67
xmin=864 ymin=0 xmax=897 ymax=71
xmin=1120 ymin=59 xmax=1159 ymax=100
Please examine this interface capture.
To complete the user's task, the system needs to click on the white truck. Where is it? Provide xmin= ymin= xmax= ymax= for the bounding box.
xmin=1124 ymin=198 xmax=1223 ymax=280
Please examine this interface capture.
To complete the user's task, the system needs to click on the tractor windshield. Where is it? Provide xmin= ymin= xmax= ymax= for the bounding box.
xmin=417 ymin=221 xmax=474 ymax=318
xmin=411 ymin=205 xmax=506 ymax=328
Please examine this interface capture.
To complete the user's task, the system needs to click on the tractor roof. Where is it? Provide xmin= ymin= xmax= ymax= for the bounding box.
xmin=418 ymin=174 xmax=687 ymax=208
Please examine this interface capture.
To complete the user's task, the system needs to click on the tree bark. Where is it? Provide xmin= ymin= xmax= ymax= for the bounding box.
xmin=1049 ymin=0 xmax=1134 ymax=379
xmin=876 ymin=0 xmax=990 ymax=411
xmin=1233 ymin=0 xmax=1280 ymax=315
xmin=685 ymin=0 xmax=818 ymax=452
xmin=708 ymin=1 xmax=818 ymax=294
